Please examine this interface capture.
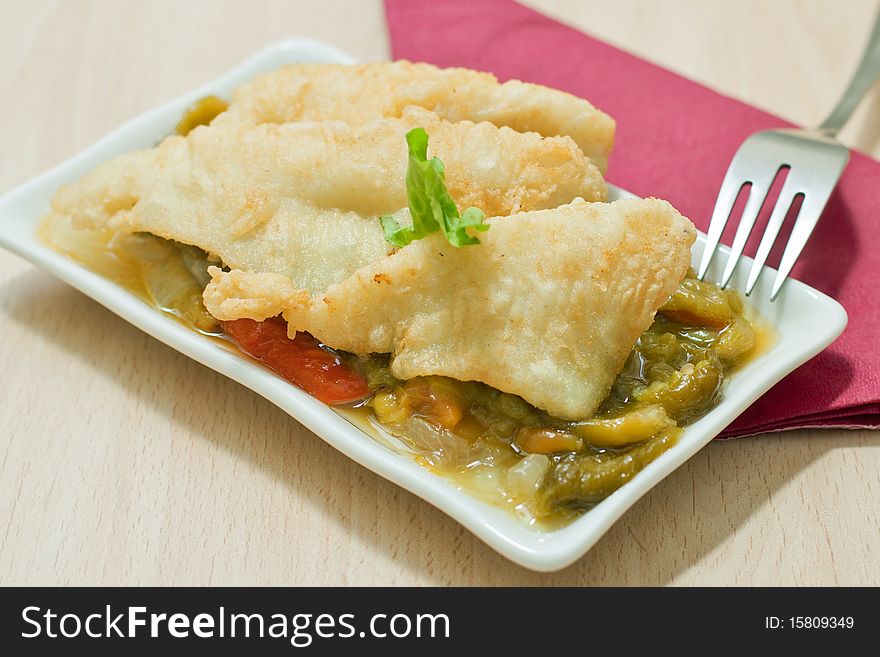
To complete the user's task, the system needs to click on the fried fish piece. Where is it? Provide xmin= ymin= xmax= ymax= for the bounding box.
xmin=203 ymin=198 xmax=696 ymax=420
xmin=52 ymin=108 xmax=605 ymax=294
xmin=226 ymin=61 xmax=616 ymax=172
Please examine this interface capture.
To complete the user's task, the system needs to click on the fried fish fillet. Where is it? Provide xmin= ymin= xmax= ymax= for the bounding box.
xmin=52 ymin=108 xmax=605 ymax=294
xmin=203 ymin=198 xmax=696 ymax=420
xmin=226 ymin=61 xmax=616 ymax=172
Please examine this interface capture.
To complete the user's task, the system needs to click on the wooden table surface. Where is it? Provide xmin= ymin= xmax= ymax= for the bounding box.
xmin=1 ymin=0 xmax=878 ymax=586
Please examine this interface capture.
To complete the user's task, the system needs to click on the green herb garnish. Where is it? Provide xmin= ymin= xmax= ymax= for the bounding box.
xmin=380 ymin=127 xmax=489 ymax=248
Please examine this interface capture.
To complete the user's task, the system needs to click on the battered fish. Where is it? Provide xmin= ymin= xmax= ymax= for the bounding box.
xmin=203 ymin=198 xmax=696 ymax=420
xmin=226 ymin=61 xmax=616 ymax=172
xmin=52 ymin=108 xmax=605 ymax=294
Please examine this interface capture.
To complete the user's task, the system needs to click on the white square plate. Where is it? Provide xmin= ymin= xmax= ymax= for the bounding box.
xmin=0 ymin=39 xmax=847 ymax=571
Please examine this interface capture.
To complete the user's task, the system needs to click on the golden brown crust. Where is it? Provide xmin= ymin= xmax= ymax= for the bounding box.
xmin=202 ymin=267 xmax=305 ymax=321
xmin=227 ymin=61 xmax=615 ymax=172
xmin=52 ymin=109 xmax=604 ymax=295
xmin=204 ymin=198 xmax=696 ymax=420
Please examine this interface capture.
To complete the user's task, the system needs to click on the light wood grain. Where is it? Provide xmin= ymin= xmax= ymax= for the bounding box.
xmin=1 ymin=0 xmax=878 ymax=586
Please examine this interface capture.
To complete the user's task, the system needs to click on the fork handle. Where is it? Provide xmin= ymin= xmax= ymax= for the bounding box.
xmin=818 ymin=9 xmax=880 ymax=136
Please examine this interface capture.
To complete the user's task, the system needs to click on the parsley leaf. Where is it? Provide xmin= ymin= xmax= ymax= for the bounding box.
xmin=380 ymin=128 xmax=489 ymax=248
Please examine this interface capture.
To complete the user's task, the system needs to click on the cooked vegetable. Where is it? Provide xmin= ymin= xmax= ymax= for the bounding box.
xmin=380 ymin=128 xmax=488 ymax=247
xmin=570 ymin=404 xmax=674 ymax=447
xmin=660 ymin=275 xmax=733 ymax=329
xmin=373 ymin=377 xmax=468 ymax=431
xmin=515 ymin=428 xmax=583 ymax=454
xmin=393 ymin=417 xmax=471 ymax=467
xmin=372 ymin=388 xmax=413 ymax=427
xmin=178 ymin=243 xmax=215 ymax=288
xmin=505 ymin=454 xmax=552 ymax=499
xmin=175 ymin=95 xmax=229 ymax=136
xmin=539 ymin=429 xmax=680 ymax=513
xmin=117 ymin=234 xmax=219 ymax=333
xmin=352 ymin=354 xmax=400 ymax=391
xmin=634 ymin=352 xmax=724 ymax=423
xmin=713 ymin=316 xmax=757 ymax=364
xmin=222 ymin=318 xmax=370 ymax=405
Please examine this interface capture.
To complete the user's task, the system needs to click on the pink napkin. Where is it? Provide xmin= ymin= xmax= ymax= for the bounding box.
xmin=385 ymin=0 xmax=880 ymax=437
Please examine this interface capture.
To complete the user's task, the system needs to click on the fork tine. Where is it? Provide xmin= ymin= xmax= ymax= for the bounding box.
xmin=744 ymin=178 xmax=801 ymax=295
xmin=769 ymin=194 xmax=827 ymax=301
xmin=769 ymin=145 xmax=849 ymax=300
xmin=697 ymin=169 xmax=745 ymax=280
xmin=719 ymin=169 xmax=778 ymax=288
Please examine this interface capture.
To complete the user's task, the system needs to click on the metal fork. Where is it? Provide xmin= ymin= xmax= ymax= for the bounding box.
xmin=697 ymin=11 xmax=880 ymax=301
